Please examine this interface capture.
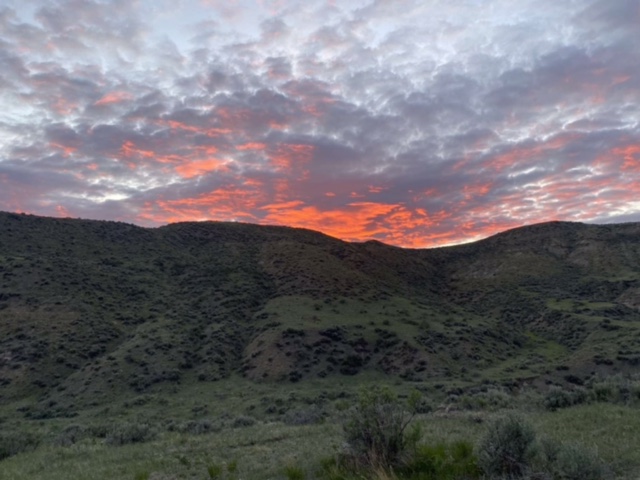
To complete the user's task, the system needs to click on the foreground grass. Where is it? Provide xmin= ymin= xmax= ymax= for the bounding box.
xmin=0 ymin=423 xmax=338 ymax=480
xmin=534 ymin=403 xmax=640 ymax=475
xmin=2 ymin=402 xmax=640 ymax=480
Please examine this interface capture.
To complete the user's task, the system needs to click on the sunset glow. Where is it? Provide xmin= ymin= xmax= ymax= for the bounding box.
xmin=0 ymin=0 xmax=639 ymax=247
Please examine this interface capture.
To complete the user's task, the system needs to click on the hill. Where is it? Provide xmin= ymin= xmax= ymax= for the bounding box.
xmin=1 ymin=212 xmax=640 ymax=417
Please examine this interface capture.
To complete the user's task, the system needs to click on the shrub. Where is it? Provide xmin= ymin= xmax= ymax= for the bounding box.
xmin=105 ymin=422 xmax=156 ymax=446
xmin=227 ymin=458 xmax=238 ymax=473
xmin=543 ymin=386 xmax=588 ymax=411
xmin=231 ymin=415 xmax=256 ymax=428
xmin=283 ymin=405 xmax=325 ymax=425
xmin=207 ymin=463 xmax=223 ymax=479
xmin=181 ymin=419 xmax=219 ymax=435
xmin=539 ymin=438 xmax=604 ymax=480
xmin=341 ymin=386 xmax=420 ymax=470
xmin=283 ymin=464 xmax=306 ymax=480
xmin=53 ymin=424 xmax=87 ymax=446
xmin=478 ymin=418 xmax=607 ymax=480
xmin=588 ymin=374 xmax=640 ymax=405
xmin=477 ymin=415 xmax=537 ymax=477
xmin=554 ymin=443 xmax=604 ymax=480
xmin=87 ymin=423 xmax=110 ymax=438
xmin=456 ymin=388 xmax=513 ymax=411
xmin=401 ymin=441 xmax=481 ymax=480
xmin=0 ymin=430 xmax=40 ymax=460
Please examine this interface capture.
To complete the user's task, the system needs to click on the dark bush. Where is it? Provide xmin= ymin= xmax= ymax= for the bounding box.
xmin=341 ymin=386 xmax=420 ymax=469
xmin=282 ymin=405 xmax=325 ymax=425
xmin=105 ymin=422 xmax=156 ymax=445
xmin=0 ymin=430 xmax=40 ymax=460
xmin=181 ymin=419 xmax=219 ymax=435
xmin=401 ymin=441 xmax=481 ymax=479
xmin=231 ymin=415 xmax=256 ymax=428
xmin=477 ymin=415 xmax=536 ymax=477
xmin=553 ymin=443 xmax=604 ymax=480
xmin=539 ymin=437 xmax=605 ymax=480
xmin=53 ymin=424 xmax=87 ymax=446
xmin=544 ymin=386 xmax=589 ymax=411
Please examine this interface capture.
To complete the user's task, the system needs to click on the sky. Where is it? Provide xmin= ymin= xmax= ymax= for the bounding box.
xmin=0 ymin=0 xmax=639 ymax=248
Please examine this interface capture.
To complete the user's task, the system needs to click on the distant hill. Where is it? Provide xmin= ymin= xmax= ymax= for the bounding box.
xmin=1 ymin=211 xmax=640 ymax=417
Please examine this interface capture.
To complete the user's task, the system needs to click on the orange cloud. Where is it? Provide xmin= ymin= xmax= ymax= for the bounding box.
xmin=121 ymin=141 xmax=154 ymax=159
xmin=614 ymin=144 xmax=640 ymax=171
xmin=462 ymin=182 xmax=492 ymax=200
xmin=55 ymin=205 xmax=71 ymax=217
xmin=161 ymin=120 xmax=232 ymax=137
xmin=138 ymin=183 xmax=265 ymax=226
xmin=259 ymin=201 xmax=451 ymax=247
xmin=95 ymin=91 xmax=133 ymax=106
xmin=191 ymin=146 xmax=220 ymax=156
xmin=52 ymin=97 xmax=77 ymax=115
xmin=119 ymin=141 xmax=156 ymax=169
xmin=479 ymin=133 xmax=582 ymax=173
xmin=237 ymin=142 xmax=267 ymax=151
xmin=261 ymin=202 xmax=393 ymax=240
xmin=594 ymin=142 xmax=640 ymax=173
xmin=269 ymin=143 xmax=314 ymax=170
xmin=612 ymin=75 xmax=631 ymax=86
xmin=175 ymin=158 xmax=229 ymax=178
xmin=50 ymin=142 xmax=77 ymax=157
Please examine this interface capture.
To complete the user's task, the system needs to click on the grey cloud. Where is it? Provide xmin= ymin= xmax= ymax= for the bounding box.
xmin=263 ymin=56 xmax=292 ymax=80
xmin=577 ymin=0 xmax=640 ymax=32
xmin=260 ymin=17 xmax=290 ymax=41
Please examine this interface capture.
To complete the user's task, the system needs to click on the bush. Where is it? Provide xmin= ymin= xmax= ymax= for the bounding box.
xmin=105 ymin=422 xmax=156 ymax=446
xmin=456 ymin=388 xmax=513 ymax=411
xmin=477 ymin=415 xmax=537 ymax=477
xmin=0 ymin=430 xmax=40 ymax=460
xmin=283 ymin=464 xmax=306 ymax=480
xmin=554 ymin=443 xmax=604 ymax=480
xmin=231 ymin=415 xmax=256 ymax=428
xmin=341 ymin=386 xmax=421 ymax=470
xmin=53 ymin=424 xmax=88 ymax=446
xmin=207 ymin=463 xmax=223 ymax=479
xmin=588 ymin=374 xmax=640 ymax=405
xmin=181 ymin=419 xmax=219 ymax=435
xmin=539 ymin=438 xmax=604 ymax=480
xmin=401 ymin=441 xmax=481 ymax=480
xmin=283 ymin=405 xmax=325 ymax=425
xmin=543 ymin=386 xmax=589 ymax=411
xmin=478 ymin=417 xmax=607 ymax=480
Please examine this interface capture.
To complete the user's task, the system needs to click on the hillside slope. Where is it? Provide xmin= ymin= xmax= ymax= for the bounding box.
xmin=1 ymin=212 xmax=640 ymax=416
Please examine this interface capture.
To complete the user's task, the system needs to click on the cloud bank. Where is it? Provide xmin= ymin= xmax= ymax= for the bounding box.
xmin=1 ymin=0 xmax=639 ymax=247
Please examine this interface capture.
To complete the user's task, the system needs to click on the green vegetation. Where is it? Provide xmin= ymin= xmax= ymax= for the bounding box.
xmin=477 ymin=415 xmax=536 ymax=477
xmin=2 ymin=213 xmax=640 ymax=477
xmin=1 ymin=382 xmax=638 ymax=478
xmin=340 ymin=386 xmax=420 ymax=469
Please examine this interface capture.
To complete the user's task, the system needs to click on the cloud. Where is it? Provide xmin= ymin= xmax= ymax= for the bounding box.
xmin=0 ymin=0 xmax=639 ymax=247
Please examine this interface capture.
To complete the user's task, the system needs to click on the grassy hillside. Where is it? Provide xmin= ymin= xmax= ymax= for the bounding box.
xmin=3 ymin=212 xmax=640 ymax=478
xmin=2 ymin=213 xmax=640 ymax=414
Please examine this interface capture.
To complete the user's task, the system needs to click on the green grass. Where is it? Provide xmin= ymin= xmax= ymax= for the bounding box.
xmin=3 ymin=401 xmax=640 ymax=479
xmin=0 ymin=422 xmax=339 ymax=480
xmin=534 ymin=403 xmax=640 ymax=475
